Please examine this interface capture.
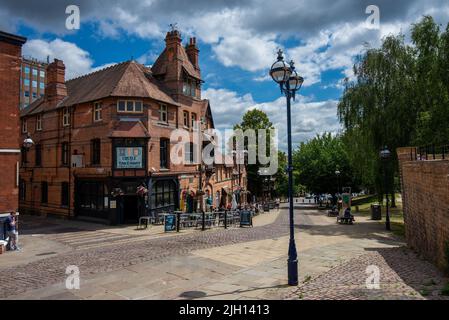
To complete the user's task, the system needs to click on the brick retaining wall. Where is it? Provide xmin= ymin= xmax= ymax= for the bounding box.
xmin=397 ymin=147 xmax=449 ymax=270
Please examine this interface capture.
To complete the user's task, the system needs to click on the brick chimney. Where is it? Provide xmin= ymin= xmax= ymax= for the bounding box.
xmin=186 ymin=37 xmax=199 ymax=70
xmin=45 ymin=59 xmax=67 ymax=102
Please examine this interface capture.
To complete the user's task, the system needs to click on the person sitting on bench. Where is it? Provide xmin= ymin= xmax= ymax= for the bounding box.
xmin=337 ymin=207 xmax=355 ymax=224
xmin=344 ymin=207 xmax=353 ymax=218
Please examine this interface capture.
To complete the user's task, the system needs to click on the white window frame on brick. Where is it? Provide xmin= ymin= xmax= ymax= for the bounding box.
xmin=117 ymin=100 xmax=143 ymax=113
xmin=22 ymin=119 xmax=27 ymax=133
xmin=183 ymin=111 xmax=189 ymax=128
xmin=93 ymin=102 xmax=102 ymax=122
xmin=62 ymin=107 xmax=70 ymax=127
xmin=159 ymin=104 xmax=168 ymax=123
xmin=191 ymin=113 xmax=197 ymax=130
xmin=36 ymin=114 xmax=42 ymax=131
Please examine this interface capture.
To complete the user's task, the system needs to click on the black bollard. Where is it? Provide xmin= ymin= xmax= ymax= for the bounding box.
xmin=201 ymin=210 xmax=205 ymax=231
xmin=224 ymin=211 xmax=227 ymax=229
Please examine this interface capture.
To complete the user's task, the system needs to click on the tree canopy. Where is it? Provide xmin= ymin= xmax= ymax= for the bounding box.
xmin=338 ymin=16 xmax=449 ymax=199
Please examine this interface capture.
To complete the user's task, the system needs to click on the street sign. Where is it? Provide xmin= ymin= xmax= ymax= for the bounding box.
xmin=164 ymin=214 xmax=177 ymax=232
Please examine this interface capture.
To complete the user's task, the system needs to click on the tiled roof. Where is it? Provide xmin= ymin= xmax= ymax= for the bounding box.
xmin=61 ymin=61 xmax=178 ymax=107
xmin=152 ymin=46 xmax=201 ymax=80
xmin=20 ymin=60 xmax=179 ymax=117
xmin=109 ymin=120 xmax=150 ymax=138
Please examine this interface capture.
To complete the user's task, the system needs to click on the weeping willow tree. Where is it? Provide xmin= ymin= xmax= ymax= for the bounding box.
xmin=338 ymin=16 xmax=449 ymax=204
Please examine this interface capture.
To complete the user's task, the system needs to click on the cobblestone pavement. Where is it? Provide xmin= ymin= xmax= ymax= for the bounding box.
xmin=289 ymin=247 xmax=449 ymax=300
xmin=3 ymin=205 xmax=449 ymax=300
xmin=0 ymin=208 xmax=309 ymax=299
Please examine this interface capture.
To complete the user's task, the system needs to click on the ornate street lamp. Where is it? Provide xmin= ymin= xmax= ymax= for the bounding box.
xmin=380 ymin=146 xmax=391 ymax=231
xmin=23 ymin=133 xmax=34 ymax=150
xmin=269 ymin=49 xmax=304 ymax=286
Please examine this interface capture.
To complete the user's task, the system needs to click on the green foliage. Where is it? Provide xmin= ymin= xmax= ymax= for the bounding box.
xmin=338 ymin=16 xmax=449 ymax=197
xmin=293 ymin=133 xmax=355 ymax=194
xmin=234 ymin=109 xmax=275 ymax=198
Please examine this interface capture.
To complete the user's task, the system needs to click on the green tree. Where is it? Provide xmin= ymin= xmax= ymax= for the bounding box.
xmin=234 ymin=109 xmax=275 ymax=199
xmin=293 ymin=133 xmax=355 ymax=195
xmin=338 ymin=16 xmax=449 ymax=205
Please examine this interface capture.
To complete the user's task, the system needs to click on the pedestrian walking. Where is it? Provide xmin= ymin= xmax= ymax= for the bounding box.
xmin=6 ymin=212 xmax=18 ymax=251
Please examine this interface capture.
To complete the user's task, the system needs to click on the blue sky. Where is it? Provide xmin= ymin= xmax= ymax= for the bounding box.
xmin=1 ymin=0 xmax=448 ymax=150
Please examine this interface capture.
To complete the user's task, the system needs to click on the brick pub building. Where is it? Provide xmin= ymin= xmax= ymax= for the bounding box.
xmin=0 ymin=31 xmax=27 ymax=217
xmin=19 ymin=29 xmax=246 ymax=224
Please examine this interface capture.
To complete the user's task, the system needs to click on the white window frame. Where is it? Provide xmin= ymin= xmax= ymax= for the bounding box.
xmin=36 ymin=114 xmax=42 ymax=131
xmin=93 ymin=102 xmax=102 ymax=122
xmin=62 ymin=107 xmax=70 ymax=127
xmin=191 ymin=113 xmax=197 ymax=129
xmin=159 ymin=104 xmax=168 ymax=123
xmin=183 ymin=111 xmax=189 ymax=128
xmin=116 ymin=100 xmax=143 ymax=113
xmin=22 ymin=119 xmax=27 ymax=133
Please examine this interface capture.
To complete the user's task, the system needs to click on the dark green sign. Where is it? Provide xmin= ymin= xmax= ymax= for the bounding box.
xmin=164 ymin=214 xmax=176 ymax=232
xmin=240 ymin=210 xmax=253 ymax=227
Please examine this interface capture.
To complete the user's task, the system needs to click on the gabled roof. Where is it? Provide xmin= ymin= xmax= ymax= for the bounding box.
xmin=60 ymin=61 xmax=178 ymax=107
xmin=152 ymin=46 xmax=201 ymax=80
xmin=201 ymin=100 xmax=215 ymax=129
xmin=20 ymin=60 xmax=179 ymax=117
xmin=109 ymin=120 xmax=150 ymax=138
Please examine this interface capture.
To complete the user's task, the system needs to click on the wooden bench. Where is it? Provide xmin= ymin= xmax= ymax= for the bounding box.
xmin=337 ymin=215 xmax=355 ymax=225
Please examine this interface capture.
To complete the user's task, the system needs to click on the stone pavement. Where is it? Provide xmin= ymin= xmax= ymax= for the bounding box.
xmin=2 ymin=205 xmax=449 ymax=300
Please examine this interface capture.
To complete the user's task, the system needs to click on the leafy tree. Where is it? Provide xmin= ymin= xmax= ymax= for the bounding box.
xmin=234 ymin=109 xmax=275 ymax=199
xmin=293 ymin=133 xmax=355 ymax=195
xmin=338 ymin=16 xmax=449 ymax=205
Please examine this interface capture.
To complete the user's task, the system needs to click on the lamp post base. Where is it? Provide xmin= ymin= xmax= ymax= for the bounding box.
xmin=287 ymin=238 xmax=298 ymax=286
xmin=287 ymin=258 xmax=298 ymax=286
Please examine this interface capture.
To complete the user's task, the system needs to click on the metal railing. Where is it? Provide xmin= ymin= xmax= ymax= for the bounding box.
xmin=410 ymin=145 xmax=449 ymax=161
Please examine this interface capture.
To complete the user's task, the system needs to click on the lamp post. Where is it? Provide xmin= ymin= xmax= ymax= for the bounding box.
xmin=335 ymin=170 xmax=341 ymax=195
xmin=380 ymin=146 xmax=391 ymax=231
xmin=270 ymin=49 xmax=304 ymax=286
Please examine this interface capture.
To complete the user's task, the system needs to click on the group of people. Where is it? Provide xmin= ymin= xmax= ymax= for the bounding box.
xmin=3 ymin=212 xmax=19 ymax=252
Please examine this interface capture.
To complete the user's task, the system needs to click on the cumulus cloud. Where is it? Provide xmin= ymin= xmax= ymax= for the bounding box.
xmin=22 ymin=38 xmax=114 ymax=79
xmin=3 ymin=0 xmax=448 ymax=83
xmin=203 ymin=88 xmax=341 ymax=151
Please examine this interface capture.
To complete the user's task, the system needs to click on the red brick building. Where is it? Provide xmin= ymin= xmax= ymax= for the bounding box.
xmin=19 ymin=29 xmax=246 ymax=224
xmin=0 ymin=31 xmax=27 ymax=216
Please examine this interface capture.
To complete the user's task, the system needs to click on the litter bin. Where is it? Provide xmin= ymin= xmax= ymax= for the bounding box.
xmin=371 ymin=204 xmax=382 ymax=220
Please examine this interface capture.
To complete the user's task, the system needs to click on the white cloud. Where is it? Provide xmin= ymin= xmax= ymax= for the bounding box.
xmin=22 ymin=39 xmax=115 ymax=80
xmin=204 ymin=87 xmax=341 ymax=151
xmin=213 ymin=35 xmax=279 ymax=72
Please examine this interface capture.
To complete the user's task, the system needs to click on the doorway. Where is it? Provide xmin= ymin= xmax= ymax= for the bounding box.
xmin=122 ymin=195 xmax=139 ymax=223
